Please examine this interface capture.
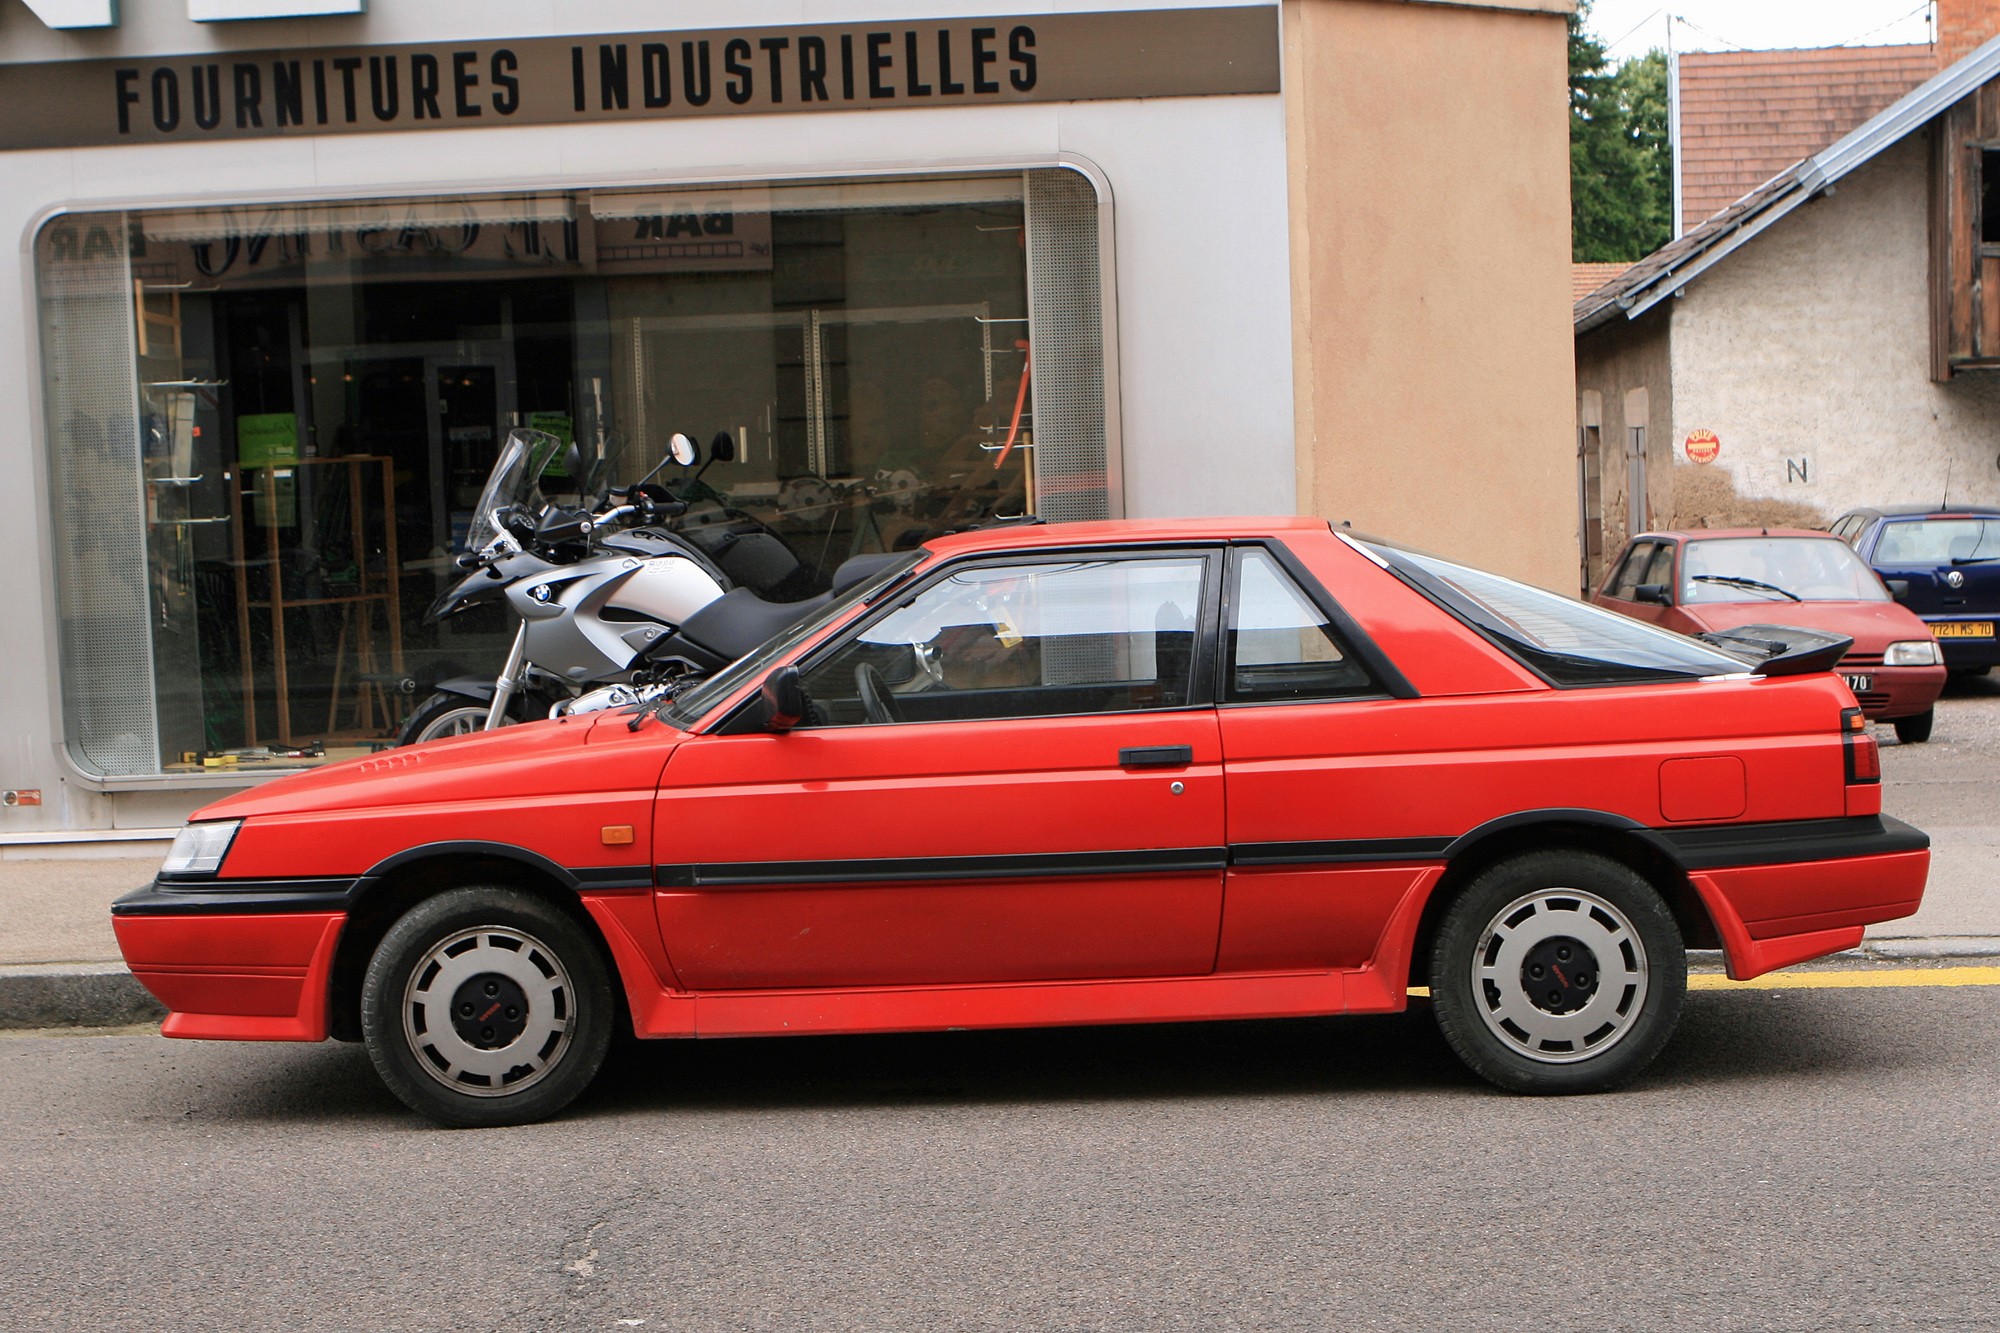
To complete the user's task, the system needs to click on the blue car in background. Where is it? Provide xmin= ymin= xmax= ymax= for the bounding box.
xmin=1832 ymin=505 xmax=2000 ymax=674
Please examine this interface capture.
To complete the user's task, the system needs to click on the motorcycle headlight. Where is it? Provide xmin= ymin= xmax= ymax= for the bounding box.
xmin=1885 ymin=639 xmax=1942 ymax=667
xmin=160 ymin=819 xmax=242 ymax=878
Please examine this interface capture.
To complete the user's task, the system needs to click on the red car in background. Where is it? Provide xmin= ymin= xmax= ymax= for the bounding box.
xmin=115 ymin=519 xmax=1929 ymax=1126
xmin=1594 ymin=529 xmax=1947 ymax=743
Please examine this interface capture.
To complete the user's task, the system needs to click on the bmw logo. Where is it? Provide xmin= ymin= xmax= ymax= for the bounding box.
xmin=1947 ymin=570 xmax=1966 ymax=588
xmin=531 ymin=583 xmax=554 ymax=602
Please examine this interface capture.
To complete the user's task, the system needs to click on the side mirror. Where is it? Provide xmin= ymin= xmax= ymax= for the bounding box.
xmin=710 ymin=431 xmax=737 ymax=463
xmin=1633 ymin=583 xmax=1671 ymax=605
xmin=1886 ymin=578 xmax=1910 ymax=602
xmin=669 ymin=432 xmax=700 ymax=468
xmin=760 ymin=665 xmax=806 ymax=732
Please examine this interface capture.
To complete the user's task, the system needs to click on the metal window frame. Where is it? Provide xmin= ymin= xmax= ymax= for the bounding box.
xmin=19 ymin=150 xmax=1121 ymax=792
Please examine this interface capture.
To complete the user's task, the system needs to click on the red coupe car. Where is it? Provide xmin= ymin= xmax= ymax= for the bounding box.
xmin=115 ymin=519 xmax=1929 ymax=1125
xmin=1593 ymin=529 xmax=1947 ymax=742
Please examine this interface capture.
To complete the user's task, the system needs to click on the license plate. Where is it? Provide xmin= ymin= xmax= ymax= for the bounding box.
xmin=1933 ymin=621 xmax=1995 ymax=638
xmin=1843 ymin=675 xmax=1873 ymax=693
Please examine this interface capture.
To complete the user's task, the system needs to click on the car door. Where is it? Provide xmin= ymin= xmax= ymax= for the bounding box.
xmin=1210 ymin=543 xmax=1432 ymax=973
xmin=653 ymin=549 xmax=1225 ymax=990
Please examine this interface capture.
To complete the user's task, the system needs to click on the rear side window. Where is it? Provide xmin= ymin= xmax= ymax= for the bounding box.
xmin=1360 ymin=539 xmax=1753 ymax=687
xmin=1874 ymin=517 xmax=2000 ymax=564
xmin=1225 ymin=548 xmax=1376 ymax=702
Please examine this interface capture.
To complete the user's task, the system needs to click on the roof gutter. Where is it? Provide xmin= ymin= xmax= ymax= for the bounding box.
xmin=1620 ymin=180 xmax=1809 ymax=323
xmin=1582 ymin=27 xmax=2000 ymax=334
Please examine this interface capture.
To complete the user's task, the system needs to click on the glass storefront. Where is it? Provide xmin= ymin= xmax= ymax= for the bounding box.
xmin=36 ymin=168 xmax=1107 ymax=778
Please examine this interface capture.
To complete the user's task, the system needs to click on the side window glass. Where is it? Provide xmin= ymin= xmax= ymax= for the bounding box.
xmin=1609 ymin=543 xmax=1654 ymax=600
xmin=1641 ymin=542 xmax=1676 ymax=592
xmin=800 ymin=556 xmax=1207 ymax=726
xmin=1225 ymin=549 xmax=1376 ymax=702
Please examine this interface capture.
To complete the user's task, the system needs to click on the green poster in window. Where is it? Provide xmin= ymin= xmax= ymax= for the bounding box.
xmin=237 ymin=413 xmax=298 ymax=468
xmin=528 ymin=412 xmax=574 ymax=477
xmin=237 ymin=413 xmax=298 ymax=526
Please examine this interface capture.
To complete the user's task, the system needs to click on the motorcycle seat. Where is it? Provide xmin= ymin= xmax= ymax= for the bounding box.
xmin=677 ymin=588 xmax=832 ymax=661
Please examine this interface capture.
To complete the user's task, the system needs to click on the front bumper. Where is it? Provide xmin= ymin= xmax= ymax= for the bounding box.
xmin=113 ymin=876 xmax=357 ymax=1041
xmin=1842 ymin=663 xmax=1946 ymax=720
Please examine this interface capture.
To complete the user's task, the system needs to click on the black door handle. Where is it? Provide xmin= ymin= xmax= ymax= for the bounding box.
xmin=1119 ymin=745 xmax=1193 ymax=768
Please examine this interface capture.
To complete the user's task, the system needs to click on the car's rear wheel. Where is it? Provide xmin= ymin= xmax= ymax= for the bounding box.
xmin=1892 ymin=708 xmax=1934 ymax=744
xmin=1429 ymin=850 xmax=1685 ymax=1094
xmin=361 ymin=887 xmax=613 ymax=1127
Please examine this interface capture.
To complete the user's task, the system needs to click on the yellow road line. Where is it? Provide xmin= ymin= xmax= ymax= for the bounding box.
xmin=1688 ymin=967 xmax=2000 ymax=990
xmin=1407 ymin=967 xmax=2000 ymax=999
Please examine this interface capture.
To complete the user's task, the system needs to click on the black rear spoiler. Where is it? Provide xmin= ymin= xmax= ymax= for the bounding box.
xmin=1693 ymin=624 xmax=1854 ymax=677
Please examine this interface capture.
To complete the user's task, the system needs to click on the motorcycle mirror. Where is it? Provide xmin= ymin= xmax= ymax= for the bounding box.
xmin=669 ymin=432 xmax=700 ymax=468
xmin=761 ymin=665 xmax=806 ymax=732
xmin=710 ymin=431 xmax=737 ymax=463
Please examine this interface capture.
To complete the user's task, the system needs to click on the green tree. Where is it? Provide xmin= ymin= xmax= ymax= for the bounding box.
xmin=1571 ymin=6 xmax=1672 ymax=262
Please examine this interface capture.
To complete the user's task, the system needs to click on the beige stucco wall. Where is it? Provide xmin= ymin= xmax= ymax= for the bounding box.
xmin=1667 ymin=136 xmax=2000 ymax=525
xmin=1284 ymin=0 xmax=1578 ymax=590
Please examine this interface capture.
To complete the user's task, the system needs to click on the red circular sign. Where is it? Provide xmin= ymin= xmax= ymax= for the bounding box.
xmin=1685 ymin=429 xmax=1721 ymax=464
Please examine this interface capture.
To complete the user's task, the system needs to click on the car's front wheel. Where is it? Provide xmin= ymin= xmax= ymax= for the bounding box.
xmin=1428 ymin=850 xmax=1685 ymax=1094
xmin=361 ymin=887 xmax=614 ymax=1127
xmin=1892 ymin=708 xmax=1934 ymax=744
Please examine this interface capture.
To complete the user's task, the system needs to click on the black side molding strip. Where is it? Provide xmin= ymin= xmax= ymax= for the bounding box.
xmin=113 ymin=878 xmax=358 ymax=916
xmin=1230 ymin=837 xmax=1455 ymax=867
xmin=1654 ymin=814 xmax=1929 ymax=870
xmin=658 ymin=846 xmax=1231 ymax=889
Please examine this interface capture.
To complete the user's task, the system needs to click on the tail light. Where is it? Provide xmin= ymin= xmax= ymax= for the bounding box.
xmin=1842 ymin=706 xmax=1880 ymax=784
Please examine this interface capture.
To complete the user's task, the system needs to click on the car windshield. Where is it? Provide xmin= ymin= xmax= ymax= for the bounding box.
xmin=1873 ymin=516 xmax=2000 ymax=564
xmin=661 ymin=550 xmax=928 ymax=728
xmin=1682 ymin=536 xmax=1887 ymax=603
xmin=1357 ymin=537 xmax=1754 ymax=685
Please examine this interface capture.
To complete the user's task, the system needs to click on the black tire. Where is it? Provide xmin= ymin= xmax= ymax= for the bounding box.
xmin=1429 ymin=850 xmax=1685 ymax=1094
xmin=1892 ymin=708 xmax=1934 ymax=744
xmin=397 ymin=691 xmax=518 ymax=746
xmin=361 ymin=887 xmax=614 ymax=1127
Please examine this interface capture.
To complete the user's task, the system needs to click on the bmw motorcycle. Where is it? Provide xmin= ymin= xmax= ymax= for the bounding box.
xmin=397 ymin=428 xmax=894 ymax=745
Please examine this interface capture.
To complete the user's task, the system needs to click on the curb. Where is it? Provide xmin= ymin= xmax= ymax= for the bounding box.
xmin=0 ymin=963 xmax=165 ymax=1031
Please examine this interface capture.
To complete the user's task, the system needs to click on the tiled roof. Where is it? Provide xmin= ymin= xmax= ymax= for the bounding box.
xmin=1677 ymin=43 xmax=1936 ymax=234
xmin=1571 ymin=262 xmax=1629 ymax=301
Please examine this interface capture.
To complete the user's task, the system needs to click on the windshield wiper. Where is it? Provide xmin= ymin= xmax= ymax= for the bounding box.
xmin=1691 ymin=574 xmax=1801 ymax=602
xmin=1951 ymin=554 xmax=2000 ymax=565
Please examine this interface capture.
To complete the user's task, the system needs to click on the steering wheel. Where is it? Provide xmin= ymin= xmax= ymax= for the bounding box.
xmin=854 ymin=662 xmax=906 ymax=725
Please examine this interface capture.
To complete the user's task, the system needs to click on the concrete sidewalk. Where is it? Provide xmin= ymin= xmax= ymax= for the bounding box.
xmin=3 ymin=681 xmax=1996 ymax=1029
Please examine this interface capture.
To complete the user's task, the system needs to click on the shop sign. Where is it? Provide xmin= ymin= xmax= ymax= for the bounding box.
xmin=0 ymin=7 xmax=1279 ymax=152
xmin=1684 ymin=429 xmax=1720 ymax=464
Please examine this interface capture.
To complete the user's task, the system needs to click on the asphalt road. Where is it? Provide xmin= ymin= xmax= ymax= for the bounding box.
xmin=1876 ymin=672 xmax=2000 ymax=938
xmin=3 ymin=984 xmax=1997 ymax=1332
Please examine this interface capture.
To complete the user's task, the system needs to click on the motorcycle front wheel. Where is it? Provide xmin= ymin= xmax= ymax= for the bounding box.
xmin=398 ymin=691 xmax=521 ymax=745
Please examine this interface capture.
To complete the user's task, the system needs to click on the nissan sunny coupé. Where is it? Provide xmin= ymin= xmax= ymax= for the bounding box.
xmin=115 ymin=519 xmax=1930 ymax=1126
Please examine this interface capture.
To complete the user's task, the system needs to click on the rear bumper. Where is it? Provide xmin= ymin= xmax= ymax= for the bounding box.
xmin=1686 ymin=839 xmax=1929 ymax=981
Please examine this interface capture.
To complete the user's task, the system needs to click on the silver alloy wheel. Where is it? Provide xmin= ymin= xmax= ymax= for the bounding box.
xmin=1471 ymin=887 xmax=1650 ymax=1065
xmin=401 ymin=926 xmax=574 ymax=1097
xmin=414 ymin=706 xmax=501 ymax=742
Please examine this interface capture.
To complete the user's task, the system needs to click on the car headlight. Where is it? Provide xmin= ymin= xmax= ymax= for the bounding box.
xmin=160 ymin=819 xmax=242 ymax=877
xmin=1885 ymin=639 xmax=1942 ymax=667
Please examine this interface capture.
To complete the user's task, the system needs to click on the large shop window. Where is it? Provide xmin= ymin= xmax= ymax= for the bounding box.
xmin=36 ymin=169 xmax=1108 ymax=778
